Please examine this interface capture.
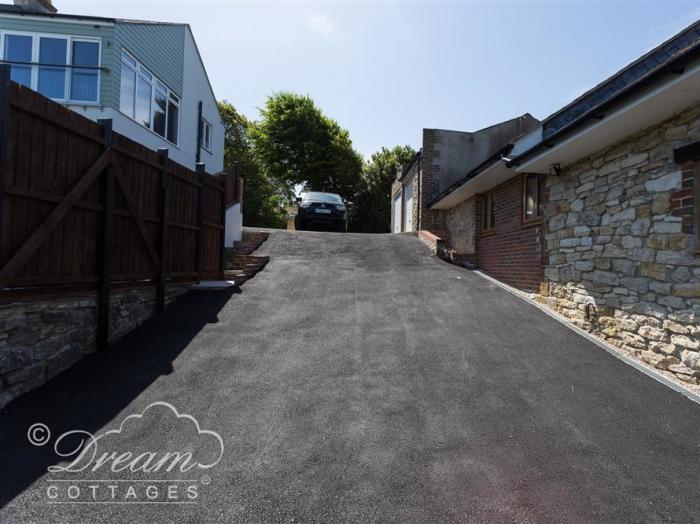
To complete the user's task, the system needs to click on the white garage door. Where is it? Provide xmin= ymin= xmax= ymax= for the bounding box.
xmin=403 ymin=183 xmax=413 ymax=232
xmin=392 ymin=194 xmax=402 ymax=233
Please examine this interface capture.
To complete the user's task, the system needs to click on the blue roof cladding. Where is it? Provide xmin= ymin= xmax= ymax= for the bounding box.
xmin=542 ymin=19 xmax=700 ymax=140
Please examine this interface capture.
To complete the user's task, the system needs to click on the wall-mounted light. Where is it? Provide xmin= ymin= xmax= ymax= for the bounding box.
xmin=549 ymin=163 xmax=561 ymax=177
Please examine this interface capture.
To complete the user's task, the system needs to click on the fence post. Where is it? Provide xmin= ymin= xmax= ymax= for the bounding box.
xmin=0 ymin=65 xmax=10 ymax=264
xmin=195 ymin=163 xmax=206 ymax=283
xmin=220 ymin=172 xmax=228 ymax=278
xmin=96 ymin=119 xmax=114 ymax=351
xmin=156 ymin=148 xmax=169 ymax=313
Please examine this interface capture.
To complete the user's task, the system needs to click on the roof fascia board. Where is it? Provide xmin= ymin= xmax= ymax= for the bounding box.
xmin=0 ymin=12 xmax=115 ymax=26
xmin=517 ymin=55 xmax=700 ymax=173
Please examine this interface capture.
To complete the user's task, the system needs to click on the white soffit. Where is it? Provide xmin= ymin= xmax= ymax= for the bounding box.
xmin=431 ymin=161 xmax=513 ymax=210
xmin=518 ymin=57 xmax=700 ymax=174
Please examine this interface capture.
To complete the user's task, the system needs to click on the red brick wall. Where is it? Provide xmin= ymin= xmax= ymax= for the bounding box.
xmin=673 ymin=162 xmax=696 ymax=235
xmin=475 ymin=174 xmax=545 ymax=292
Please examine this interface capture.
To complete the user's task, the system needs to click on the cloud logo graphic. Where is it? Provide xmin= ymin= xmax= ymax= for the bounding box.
xmin=49 ymin=402 xmax=224 ymax=474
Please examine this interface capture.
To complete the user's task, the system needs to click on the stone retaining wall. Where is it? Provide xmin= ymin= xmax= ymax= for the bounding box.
xmin=0 ymin=285 xmax=190 ymax=408
xmin=538 ymin=105 xmax=700 ymax=385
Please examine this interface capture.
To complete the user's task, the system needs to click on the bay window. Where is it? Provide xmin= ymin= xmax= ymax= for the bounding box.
xmin=1 ymin=32 xmax=100 ymax=103
xmin=119 ymin=50 xmax=180 ymax=145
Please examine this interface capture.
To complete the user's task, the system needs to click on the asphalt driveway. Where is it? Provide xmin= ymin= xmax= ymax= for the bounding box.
xmin=1 ymin=229 xmax=699 ymax=522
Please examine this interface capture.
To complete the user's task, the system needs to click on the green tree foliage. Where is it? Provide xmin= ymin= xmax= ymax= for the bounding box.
xmin=218 ymin=101 xmax=289 ymax=228
xmin=251 ymin=92 xmax=363 ymax=200
xmin=219 ymin=95 xmax=408 ymax=233
xmin=349 ymin=145 xmax=417 ymax=233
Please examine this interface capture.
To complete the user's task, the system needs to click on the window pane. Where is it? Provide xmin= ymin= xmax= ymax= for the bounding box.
xmin=135 ymin=75 xmax=152 ymax=128
xmin=119 ymin=64 xmax=136 ymax=118
xmin=525 ymin=174 xmax=538 ymax=219
xmin=38 ymin=38 xmax=67 ymax=99
xmin=4 ymin=35 xmax=33 ymax=87
xmin=122 ymin=50 xmax=137 ymax=68
xmin=153 ymin=88 xmax=167 ymax=137
xmin=72 ymin=41 xmax=98 ymax=67
xmin=71 ymin=69 xmax=98 ymax=101
xmin=71 ymin=42 xmax=99 ymax=101
xmin=489 ymin=194 xmax=496 ymax=229
xmin=167 ymin=99 xmax=179 ymax=144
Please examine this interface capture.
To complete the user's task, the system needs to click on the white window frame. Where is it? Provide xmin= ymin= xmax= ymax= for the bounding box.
xmin=201 ymin=118 xmax=212 ymax=152
xmin=119 ymin=49 xmax=180 ymax=146
xmin=0 ymin=29 xmax=102 ymax=105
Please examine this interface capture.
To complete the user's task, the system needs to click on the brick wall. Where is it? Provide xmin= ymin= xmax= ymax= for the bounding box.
xmin=674 ymin=162 xmax=696 ymax=234
xmin=418 ymin=130 xmax=446 ymax=234
xmin=476 ymin=174 xmax=545 ymax=292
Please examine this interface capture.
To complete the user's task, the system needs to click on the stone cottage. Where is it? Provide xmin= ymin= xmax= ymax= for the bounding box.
xmin=511 ymin=19 xmax=700 ymax=384
xmin=420 ymin=19 xmax=700 ymax=384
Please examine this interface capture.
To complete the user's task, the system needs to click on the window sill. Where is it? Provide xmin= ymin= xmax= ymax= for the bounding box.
xmin=481 ymin=229 xmax=496 ymax=237
xmin=521 ymin=217 xmax=543 ymax=229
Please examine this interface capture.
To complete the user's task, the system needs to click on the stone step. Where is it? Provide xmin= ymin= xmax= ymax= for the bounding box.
xmin=224 ymin=232 xmax=270 ymax=286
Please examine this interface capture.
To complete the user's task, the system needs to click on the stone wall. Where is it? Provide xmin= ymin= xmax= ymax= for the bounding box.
xmin=539 ymin=104 xmax=700 ymax=385
xmin=445 ymin=196 xmax=476 ymax=256
xmin=0 ymin=284 xmax=190 ymax=408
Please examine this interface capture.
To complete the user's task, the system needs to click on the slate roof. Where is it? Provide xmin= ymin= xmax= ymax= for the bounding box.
xmin=542 ymin=19 xmax=700 ymax=140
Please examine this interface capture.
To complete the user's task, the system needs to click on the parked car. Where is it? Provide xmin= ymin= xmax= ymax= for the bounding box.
xmin=294 ymin=192 xmax=348 ymax=232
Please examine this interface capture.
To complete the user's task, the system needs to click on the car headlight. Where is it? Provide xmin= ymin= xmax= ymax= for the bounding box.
xmin=336 ymin=204 xmax=346 ymax=212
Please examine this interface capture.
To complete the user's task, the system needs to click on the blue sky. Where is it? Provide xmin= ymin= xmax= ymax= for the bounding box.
xmin=24 ymin=0 xmax=700 ymax=158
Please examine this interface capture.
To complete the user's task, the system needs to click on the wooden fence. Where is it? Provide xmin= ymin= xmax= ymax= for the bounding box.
xmin=0 ymin=66 xmax=236 ymax=348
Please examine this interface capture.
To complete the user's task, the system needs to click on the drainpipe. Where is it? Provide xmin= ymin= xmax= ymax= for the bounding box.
xmin=416 ymin=150 xmax=422 ymax=230
xmin=195 ymin=100 xmax=203 ymax=164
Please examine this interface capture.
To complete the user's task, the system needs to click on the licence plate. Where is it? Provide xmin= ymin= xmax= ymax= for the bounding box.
xmin=315 ymin=208 xmax=331 ymax=214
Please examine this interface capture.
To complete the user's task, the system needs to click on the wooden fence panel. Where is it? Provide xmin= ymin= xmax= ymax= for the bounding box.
xmin=0 ymin=78 xmax=227 ymax=302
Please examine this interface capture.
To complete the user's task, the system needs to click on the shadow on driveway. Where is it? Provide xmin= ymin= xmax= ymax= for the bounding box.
xmin=0 ymin=288 xmax=234 ymax=508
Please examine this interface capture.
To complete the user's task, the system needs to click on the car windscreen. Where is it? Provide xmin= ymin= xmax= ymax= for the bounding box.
xmin=301 ymin=192 xmax=343 ymax=204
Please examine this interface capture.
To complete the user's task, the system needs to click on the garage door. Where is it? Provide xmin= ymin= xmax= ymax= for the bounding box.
xmin=392 ymin=194 xmax=402 ymax=233
xmin=403 ymin=183 xmax=413 ymax=232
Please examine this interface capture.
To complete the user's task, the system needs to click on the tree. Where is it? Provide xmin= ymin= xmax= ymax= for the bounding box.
xmin=218 ymin=101 xmax=289 ymax=228
xmin=349 ymin=145 xmax=416 ymax=233
xmin=251 ymin=92 xmax=363 ymax=200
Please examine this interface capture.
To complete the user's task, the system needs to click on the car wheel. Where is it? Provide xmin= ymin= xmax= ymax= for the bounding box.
xmin=295 ymin=217 xmax=305 ymax=231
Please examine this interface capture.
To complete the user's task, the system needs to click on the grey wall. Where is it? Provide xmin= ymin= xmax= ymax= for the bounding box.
xmin=114 ymin=22 xmax=186 ymax=98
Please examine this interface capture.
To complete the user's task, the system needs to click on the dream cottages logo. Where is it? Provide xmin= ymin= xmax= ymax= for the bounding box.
xmin=27 ymin=402 xmax=225 ymax=505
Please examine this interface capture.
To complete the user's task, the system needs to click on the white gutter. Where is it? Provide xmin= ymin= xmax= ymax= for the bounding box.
xmin=0 ymin=13 xmax=115 ymax=26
